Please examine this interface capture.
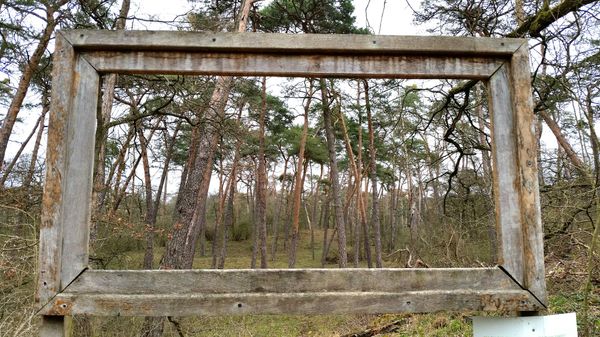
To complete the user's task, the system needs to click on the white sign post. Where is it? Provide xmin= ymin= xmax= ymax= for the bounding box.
xmin=473 ymin=313 xmax=577 ymax=337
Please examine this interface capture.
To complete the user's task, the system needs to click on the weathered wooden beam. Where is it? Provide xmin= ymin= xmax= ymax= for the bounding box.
xmin=59 ymin=56 xmax=98 ymax=287
xmin=61 ymin=268 xmax=517 ymax=295
xmin=63 ymin=30 xmax=525 ymax=57
xmin=39 ymin=268 xmax=544 ymax=316
xmin=43 ymin=291 xmax=540 ymax=316
xmin=37 ymin=32 xmax=75 ymax=307
xmin=82 ymin=51 xmax=504 ymax=79
xmin=487 ymin=64 xmax=525 ymax=286
xmin=509 ymin=43 xmax=547 ymax=306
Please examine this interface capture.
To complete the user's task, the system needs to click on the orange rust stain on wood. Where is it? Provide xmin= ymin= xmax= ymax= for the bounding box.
xmin=46 ymin=298 xmax=73 ymax=316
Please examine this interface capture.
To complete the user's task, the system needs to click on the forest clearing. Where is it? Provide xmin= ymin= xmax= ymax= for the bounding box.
xmin=0 ymin=0 xmax=599 ymax=336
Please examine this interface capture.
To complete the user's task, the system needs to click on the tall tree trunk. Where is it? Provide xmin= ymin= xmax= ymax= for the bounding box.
xmin=539 ymin=110 xmax=588 ymax=177
xmin=142 ymin=65 xmax=237 ymax=337
xmin=271 ymin=156 xmax=289 ymax=260
xmin=320 ymin=185 xmax=332 ymax=267
xmin=388 ymin=178 xmax=397 ymax=252
xmin=256 ymin=77 xmax=269 ymax=268
xmin=218 ymin=105 xmax=242 ymax=269
xmin=159 ymin=0 xmax=255 ymax=274
xmin=355 ymin=86 xmax=372 ymax=268
xmin=212 ymin=157 xmax=226 ymax=269
xmin=289 ymin=81 xmax=313 ymax=268
xmin=143 ymin=123 xmax=180 ymax=269
xmin=320 ymin=79 xmax=347 ymax=267
xmin=337 ymin=90 xmax=368 ymax=267
xmin=363 ymin=80 xmax=383 ymax=268
xmin=91 ymin=0 xmax=131 ymax=246
xmin=0 ymin=2 xmax=63 ymax=169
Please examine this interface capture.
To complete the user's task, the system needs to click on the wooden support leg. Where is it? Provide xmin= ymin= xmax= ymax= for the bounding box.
xmin=40 ymin=316 xmax=65 ymax=337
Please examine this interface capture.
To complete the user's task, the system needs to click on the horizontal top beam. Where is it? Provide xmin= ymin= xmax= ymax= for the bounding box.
xmin=61 ymin=30 xmax=525 ymax=57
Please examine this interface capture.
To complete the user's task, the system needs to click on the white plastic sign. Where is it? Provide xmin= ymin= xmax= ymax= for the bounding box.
xmin=473 ymin=312 xmax=577 ymax=337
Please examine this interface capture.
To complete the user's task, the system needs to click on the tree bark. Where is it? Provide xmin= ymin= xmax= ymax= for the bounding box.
xmin=0 ymin=101 xmax=47 ymax=186
xmin=363 ymin=80 xmax=383 ymax=268
xmin=271 ymin=156 xmax=288 ymax=260
xmin=289 ymin=81 xmax=313 ymax=268
xmin=91 ymin=0 xmax=131 ymax=246
xmin=218 ymin=105 xmax=242 ymax=269
xmin=320 ymin=79 xmax=347 ymax=267
xmin=159 ymin=0 xmax=255 ymax=274
xmin=539 ymin=110 xmax=588 ymax=177
xmin=0 ymin=2 xmax=63 ymax=170
xmin=256 ymin=77 xmax=268 ymax=268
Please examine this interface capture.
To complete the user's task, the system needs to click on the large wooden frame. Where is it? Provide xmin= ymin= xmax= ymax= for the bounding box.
xmin=37 ymin=30 xmax=546 ymax=335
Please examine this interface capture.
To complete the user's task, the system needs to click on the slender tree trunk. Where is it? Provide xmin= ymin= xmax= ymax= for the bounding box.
xmin=112 ymin=149 xmax=142 ymax=213
xmin=337 ymin=90 xmax=368 ymax=267
xmin=0 ymin=105 xmax=46 ymax=186
xmin=289 ymin=81 xmax=313 ymax=268
xmin=105 ymin=126 xmax=134 ymax=194
xmin=0 ymin=3 xmax=61 ymax=169
xmin=320 ymin=188 xmax=332 ymax=267
xmin=363 ymin=80 xmax=383 ymax=268
xmin=539 ymin=110 xmax=588 ymax=177
xmin=283 ymin=176 xmax=293 ymax=250
xmin=91 ymin=0 xmax=131 ymax=246
xmin=218 ymin=106 xmax=242 ymax=269
xmin=389 ymin=179 xmax=397 ymax=251
xmin=271 ymin=157 xmax=289 ymax=260
xmin=218 ymin=171 xmax=237 ymax=269
xmin=320 ymin=79 xmax=347 ymax=267
xmin=143 ymin=123 xmax=180 ymax=269
xmin=355 ymin=88 xmax=372 ymax=268
xmin=256 ymin=77 xmax=269 ymax=268
xmin=23 ymin=95 xmax=49 ymax=188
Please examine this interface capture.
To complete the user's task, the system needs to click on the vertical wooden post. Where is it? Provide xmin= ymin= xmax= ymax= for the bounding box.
xmin=40 ymin=317 xmax=67 ymax=337
xmin=509 ymin=43 xmax=547 ymax=305
xmin=37 ymin=32 xmax=99 ymax=336
xmin=59 ymin=55 xmax=99 ymax=284
xmin=487 ymin=64 xmax=525 ymax=286
xmin=37 ymin=32 xmax=75 ymax=337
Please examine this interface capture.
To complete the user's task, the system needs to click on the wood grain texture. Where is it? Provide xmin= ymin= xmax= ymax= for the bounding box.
xmin=44 ymin=290 xmax=541 ymax=316
xmin=509 ymin=44 xmax=547 ymax=305
xmin=487 ymin=64 xmax=525 ymax=286
xmin=63 ymin=31 xmax=524 ymax=56
xmin=37 ymin=32 xmax=75 ymax=307
xmin=39 ymin=268 xmax=544 ymax=316
xmin=59 ymin=56 xmax=98 ymax=287
xmin=64 ymin=268 xmax=516 ymax=294
xmin=82 ymin=51 xmax=503 ymax=79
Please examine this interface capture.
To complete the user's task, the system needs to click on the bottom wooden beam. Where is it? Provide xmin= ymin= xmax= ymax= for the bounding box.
xmin=43 ymin=290 xmax=540 ymax=316
xmin=39 ymin=268 xmax=544 ymax=316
